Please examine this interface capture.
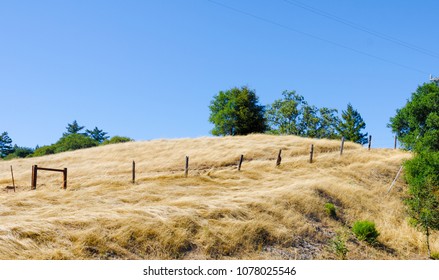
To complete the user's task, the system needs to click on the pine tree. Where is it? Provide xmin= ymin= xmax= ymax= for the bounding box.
xmin=0 ymin=131 xmax=13 ymax=158
xmin=337 ymin=103 xmax=368 ymax=144
xmin=86 ymin=127 xmax=109 ymax=143
xmin=63 ymin=120 xmax=86 ymax=137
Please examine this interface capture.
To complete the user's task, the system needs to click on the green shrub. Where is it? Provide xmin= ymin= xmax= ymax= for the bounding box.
xmin=325 ymin=203 xmax=337 ymax=218
xmin=54 ymin=134 xmax=98 ymax=153
xmin=102 ymin=136 xmax=133 ymax=145
xmin=431 ymin=252 xmax=439 ymax=260
xmin=352 ymin=220 xmax=380 ymax=244
xmin=331 ymin=233 xmax=348 ymax=260
xmin=32 ymin=145 xmax=57 ymax=157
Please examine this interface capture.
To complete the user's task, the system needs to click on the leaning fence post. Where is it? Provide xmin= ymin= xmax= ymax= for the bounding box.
xmin=340 ymin=137 xmax=345 ymax=156
xmin=185 ymin=156 xmax=189 ymax=177
xmin=238 ymin=154 xmax=244 ymax=171
xmin=310 ymin=144 xmax=314 ymax=163
xmin=368 ymin=135 xmax=372 ymax=150
xmin=132 ymin=161 xmax=136 ymax=184
xmin=10 ymin=166 xmax=16 ymax=192
xmin=276 ymin=149 xmax=282 ymax=167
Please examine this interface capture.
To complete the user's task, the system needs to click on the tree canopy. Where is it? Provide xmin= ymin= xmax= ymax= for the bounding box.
xmin=209 ymin=86 xmax=267 ymax=136
xmin=63 ymin=120 xmax=86 ymax=136
xmin=336 ymin=103 xmax=368 ymax=144
xmin=86 ymin=127 xmax=109 ymax=143
xmin=265 ymin=91 xmax=341 ymax=139
xmin=0 ymin=132 xmax=13 ymax=158
xmin=389 ymin=82 xmax=439 ymax=151
xmin=390 ymin=82 xmax=439 ymax=258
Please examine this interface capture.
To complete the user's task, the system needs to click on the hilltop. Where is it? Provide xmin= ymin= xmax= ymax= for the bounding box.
xmin=0 ymin=134 xmax=435 ymax=259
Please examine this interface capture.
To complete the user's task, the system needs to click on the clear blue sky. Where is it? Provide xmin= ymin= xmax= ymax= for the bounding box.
xmin=1 ymin=0 xmax=437 ymax=148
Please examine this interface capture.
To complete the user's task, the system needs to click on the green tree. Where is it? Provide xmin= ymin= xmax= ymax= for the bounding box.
xmin=0 ymin=132 xmax=13 ymax=158
xmin=390 ymin=82 xmax=439 ymax=258
xmin=404 ymin=151 xmax=439 ymax=258
xmin=299 ymin=104 xmax=320 ymax=138
xmin=337 ymin=103 xmax=368 ymax=144
xmin=209 ymin=86 xmax=267 ymax=136
xmin=55 ymin=134 xmax=98 ymax=153
xmin=389 ymin=83 xmax=439 ymax=151
xmin=265 ymin=90 xmax=305 ymax=135
xmin=4 ymin=145 xmax=34 ymax=160
xmin=266 ymin=91 xmax=340 ymax=139
xmin=86 ymin=127 xmax=109 ymax=143
xmin=63 ymin=120 xmax=86 ymax=137
xmin=317 ymin=107 xmax=340 ymax=139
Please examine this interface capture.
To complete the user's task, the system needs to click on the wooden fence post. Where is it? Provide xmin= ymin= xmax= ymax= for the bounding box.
xmin=132 ymin=161 xmax=136 ymax=184
xmin=394 ymin=136 xmax=397 ymax=149
xmin=185 ymin=156 xmax=189 ymax=177
xmin=63 ymin=168 xmax=67 ymax=190
xmin=368 ymin=135 xmax=372 ymax=150
xmin=10 ymin=166 xmax=16 ymax=192
xmin=238 ymin=154 xmax=244 ymax=171
xmin=32 ymin=165 xmax=38 ymax=190
xmin=310 ymin=144 xmax=314 ymax=163
xmin=340 ymin=137 xmax=345 ymax=156
xmin=276 ymin=149 xmax=282 ymax=167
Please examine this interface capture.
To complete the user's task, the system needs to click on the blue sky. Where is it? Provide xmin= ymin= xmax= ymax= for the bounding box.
xmin=1 ymin=0 xmax=437 ymax=148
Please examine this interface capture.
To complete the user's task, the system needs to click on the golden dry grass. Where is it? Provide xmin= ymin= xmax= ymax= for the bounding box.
xmin=0 ymin=134 xmax=436 ymax=259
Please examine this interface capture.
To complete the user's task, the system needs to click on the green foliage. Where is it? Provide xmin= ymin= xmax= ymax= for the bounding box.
xmin=86 ymin=127 xmax=109 ymax=143
xmin=102 ymin=136 xmax=133 ymax=145
xmin=431 ymin=252 xmax=439 ymax=260
xmin=209 ymin=86 xmax=267 ymax=136
xmin=330 ymin=233 xmax=348 ymax=260
xmin=337 ymin=103 xmax=368 ymax=144
xmin=54 ymin=134 xmax=99 ymax=153
xmin=352 ymin=220 xmax=379 ymax=244
xmin=389 ymin=83 xmax=439 ymax=151
xmin=317 ymin=107 xmax=340 ymax=139
xmin=0 ymin=131 xmax=13 ymax=158
xmin=390 ymin=82 xmax=439 ymax=258
xmin=404 ymin=151 xmax=439 ymax=257
xmin=33 ymin=145 xmax=57 ymax=157
xmin=324 ymin=203 xmax=337 ymax=219
xmin=32 ymin=135 xmax=99 ymax=157
xmin=4 ymin=145 xmax=34 ymax=160
xmin=265 ymin=91 xmax=304 ymax=135
xmin=265 ymin=90 xmax=340 ymax=139
xmin=63 ymin=120 xmax=86 ymax=137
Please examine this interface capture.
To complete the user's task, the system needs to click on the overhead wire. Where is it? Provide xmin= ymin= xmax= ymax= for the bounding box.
xmin=207 ymin=0 xmax=428 ymax=74
xmin=281 ymin=0 xmax=439 ymax=60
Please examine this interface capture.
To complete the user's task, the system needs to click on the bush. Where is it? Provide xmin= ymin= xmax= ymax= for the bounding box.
xmin=325 ymin=203 xmax=337 ymax=218
xmin=54 ymin=134 xmax=98 ymax=153
xmin=5 ymin=146 xmax=35 ymax=159
xmin=431 ymin=252 xmax=439 ymax=260
xmin=352 ymin=220 xmax=380 ymax=244
xmin=102 ymin=136 xmax=133 ymax=145
xmin=33 ymin=145 xmax=57 ymax=157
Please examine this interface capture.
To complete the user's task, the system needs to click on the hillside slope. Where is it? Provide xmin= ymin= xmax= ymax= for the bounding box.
xmin=0 ymin=134 xmax=435 ymax=259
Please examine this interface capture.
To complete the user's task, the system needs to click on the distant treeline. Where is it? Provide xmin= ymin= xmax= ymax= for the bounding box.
xmin=0 ymin=120 xmax=132 ymax=160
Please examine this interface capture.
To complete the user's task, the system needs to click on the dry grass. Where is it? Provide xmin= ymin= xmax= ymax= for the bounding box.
xmin=0 ymin=134 xmax=436 ymax=259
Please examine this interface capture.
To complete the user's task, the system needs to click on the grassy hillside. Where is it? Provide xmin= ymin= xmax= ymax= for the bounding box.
xmin=0 ymin=134 xmax=436 ymax=259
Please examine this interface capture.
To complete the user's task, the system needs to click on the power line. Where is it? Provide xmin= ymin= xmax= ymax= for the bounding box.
xmin=281 ymin=0 xmax=439 ymax=60
xmin=207 ymin=0 xmax=428 ymax=74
